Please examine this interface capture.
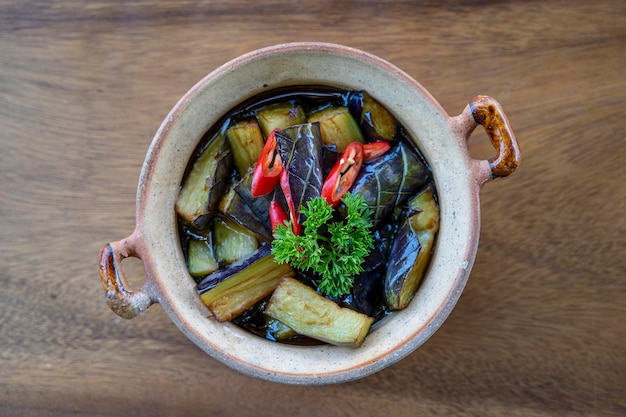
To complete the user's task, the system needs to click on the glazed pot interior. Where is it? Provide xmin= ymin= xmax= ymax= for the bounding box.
xmin=136 ymin=43 xmax=478 ymax=384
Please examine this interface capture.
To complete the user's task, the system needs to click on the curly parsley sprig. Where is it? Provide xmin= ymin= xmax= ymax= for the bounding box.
xmin=271 ymin=192 xmax=374 ymax=297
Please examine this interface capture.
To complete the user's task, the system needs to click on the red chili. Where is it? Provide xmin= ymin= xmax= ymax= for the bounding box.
xmin=251 ymin=129 xmax=283 ymax=197
xmin=269 ymin=200 xmax=289 ymax=233
xmin=279 ymin=170 xmax=301 ymax=236
xmin=362 ymin=141 xmax=390 ymax=161
xmin=321 ymin=142 xmax=364 ymax=207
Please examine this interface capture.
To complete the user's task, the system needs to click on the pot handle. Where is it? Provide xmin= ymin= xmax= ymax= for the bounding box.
xmin=99 ymin=231 xmax=155 ymax=319
xmin=463 ymin=95 xmax=521 ymax=181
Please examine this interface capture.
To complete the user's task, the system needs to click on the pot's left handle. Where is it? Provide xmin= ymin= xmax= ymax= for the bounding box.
xmin=99 ymin=231 xmax=155 ymax=319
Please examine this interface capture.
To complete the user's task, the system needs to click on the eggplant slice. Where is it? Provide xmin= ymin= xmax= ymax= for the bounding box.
xmin=234 ymin=168 xmax=288 ymax=232
xmin=256 ymin=100 xmax=307 ymax=138
xmin=275 ymin=123 xmax=324 ymax=225
xmin=384 ymin=185 xmax=440 ymax=310
xmin=308 ymin=106 xmax=364 ymax=152
xmin=175 ymin=131 xmax=233 ymax=230
xmin=350 ymin=141 xmax=429 ymax=227
xmin=198 ymin=244 xmax=293 ymax=322
xmin=219 ymin=181 xmax=273 ymax=242
xmin=348 ymin=90 xmax=398 ymax=142
xmin=265 ymin=276 xmax=374 ymax=348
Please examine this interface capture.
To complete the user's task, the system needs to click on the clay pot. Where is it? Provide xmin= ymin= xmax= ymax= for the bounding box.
xmin=99 ymin=42 xmax=520 ymax=384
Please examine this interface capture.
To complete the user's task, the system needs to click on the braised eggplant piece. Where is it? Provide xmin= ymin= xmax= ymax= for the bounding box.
xmin=344 ymin=270 xmax=384 ymax=318
xmin=256 ymin=101 xmax=307 ymax=137
xmin=198 ymin=244 xmax=270 ymax=291
xmin=350 ymin=142 xmax=429 ymax=226
xmin=341 ymin=245 xmax=387 ymax=317
xmin=198 ymin=245 xmax=293 ymax=322
xmin=265 ymin=277 xmax=374 ymax=348
xmin=348 ymin=90 xmax=398 ymax=142
xmin=337 ymin=217 xmax=398 ymax=318
xmin=275 ymin=123 xmax=324 ymax=224
xmin=322 ymin=144 xmax=341 ymax=177
xmin=308 ymin=106 xmax=364 ymax=152
xmin=384 ymin=185 xmax=440 ymax=310
xmin=187 ymin=237 xmax=219 ymax=278
xmin=175 ymin=131 xmax=233 ymax=230
xmin=234 ymin=168 xmax=271 ymax=226
xmin=213 ymin=216 xmax=259 ymax=265
xmin=230 ymin=299 xmax=303 ymax=343
xmin=265 ymin=316 xmax=298 ymax=341
xmin=234 ymin=168 xmax=288 ymax=231
xmin=226 ymin=118 xmax=265 ymax=176
xmin=218 ymin=183 xmax=273 ymax=242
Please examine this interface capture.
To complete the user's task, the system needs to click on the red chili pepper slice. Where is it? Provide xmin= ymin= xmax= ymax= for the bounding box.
xmin=251 ymin=129 xmax=283 ymax=197
xmin=269 ymin=200 xmax=289 ymax=234
xmin=362 ymin=141 xmax=390 ymax=161
xmin=321 ymin=142 xmax=364 ymax=207
xmin=279 ymin=170 xmax=301 ymax=236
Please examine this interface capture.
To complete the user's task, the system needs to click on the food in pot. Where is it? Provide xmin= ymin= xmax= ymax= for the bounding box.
xmin=265 ymin=276 xmax=374 ymax=348
xmin=175 ymin=131 xmax=232 ymax=230
xmin=384 ymin=185 xmax=440 ymax=310
xmin=176 ymin=86 xmax=439 ymax=346
xmin=308 ymin=105 xmax=364 ymax=152
xmin=198 ymin=245 xmax=293 ymax=322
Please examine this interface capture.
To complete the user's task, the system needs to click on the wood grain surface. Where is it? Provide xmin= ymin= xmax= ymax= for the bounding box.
xmin=1 ymin=1 xmax=624 ymax=416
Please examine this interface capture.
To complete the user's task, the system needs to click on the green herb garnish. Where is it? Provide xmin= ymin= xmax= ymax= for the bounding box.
xmin=271 ymin=192 xmax=374 ymax=298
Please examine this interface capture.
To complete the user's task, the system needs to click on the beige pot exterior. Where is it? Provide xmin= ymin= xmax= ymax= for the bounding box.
xmin=99 ymin=42 xmax=520 ymax=385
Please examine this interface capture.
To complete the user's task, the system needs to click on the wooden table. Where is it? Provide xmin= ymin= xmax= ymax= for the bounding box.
xmin=1 ymin=1 xmax=624 ymax=416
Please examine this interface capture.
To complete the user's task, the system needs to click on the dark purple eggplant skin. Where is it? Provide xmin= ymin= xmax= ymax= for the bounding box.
xmin=275 ymin=123 xmax=324 ymax=224
xmin=184 ymin=141 xmax=234 ymax=231
xmin=197 ymin=244 xmax=272 ymax=294
xmin=341 ymin=245 xmax=386 ymax=317
xmin=383 ymin=216 xmax=421 ymax=306
xmin=347 ymin=90 xmax=398 ymax=142
xmin=338 ymin=217 xmax=398 ymax=318
xmin=350 ymin=141 xmax=429 ymax=226
xmin=234 ymin=169 xmax=288 ymax=231
xmin=384 ymin=184 xmax=439 ymax=310
xmin=322 ymin=144 xmax=341 ymax=178
xmin=222 ymin=187 xmax=273 ymax=242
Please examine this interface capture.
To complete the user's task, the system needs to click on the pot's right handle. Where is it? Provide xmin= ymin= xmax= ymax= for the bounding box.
xmin=99 ymin=230 xmax=155 ymax=319
xmin=462 ymin=95 xmax=521 ymax=182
